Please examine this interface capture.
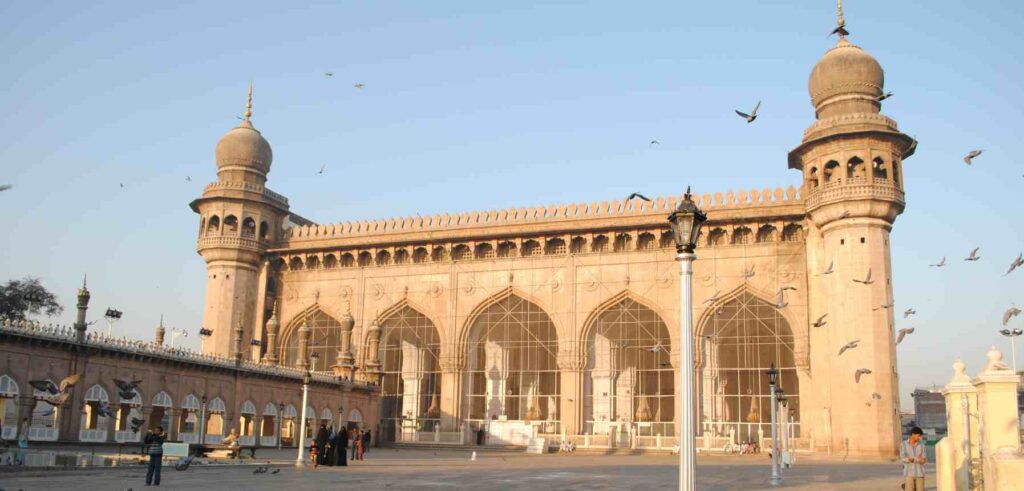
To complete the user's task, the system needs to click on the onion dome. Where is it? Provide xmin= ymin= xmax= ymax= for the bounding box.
xmin=807 ymin=37 xmax=884 ymax=119
xmin=215 ymin=84 xmax=272 ymax=179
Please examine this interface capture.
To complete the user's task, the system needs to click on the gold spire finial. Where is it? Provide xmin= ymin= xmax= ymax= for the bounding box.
xmin=159 ymin=313 xmax=164 ymax=327
xmin=244 ymin=83 xmax=253 ymax=121
xmin=835 ymin=0 xmax=849 ymax=39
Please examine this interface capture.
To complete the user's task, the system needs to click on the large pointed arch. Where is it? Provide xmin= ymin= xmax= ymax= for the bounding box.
xmin=578 ymin=289 xmax=672 ymax=360
xmin=279 ymin=304 xmax=345 ymax=368
xmin=455 ymin=286 xmax=558 ymax=349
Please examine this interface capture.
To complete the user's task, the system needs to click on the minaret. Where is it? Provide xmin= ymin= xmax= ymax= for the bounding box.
xmin=155 ymin=314 xmax=166 ymax=345
xmin=74 ymin=275 xmax=91 ymax=343
xmin=789 ymin=4 xmax=915 ymax=459
xmin=190 ymin=85 xmax=290 ymax=357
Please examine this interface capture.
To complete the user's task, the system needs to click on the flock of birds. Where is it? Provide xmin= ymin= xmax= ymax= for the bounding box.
xmin=28 ymin=376 xmax=146 ymax=432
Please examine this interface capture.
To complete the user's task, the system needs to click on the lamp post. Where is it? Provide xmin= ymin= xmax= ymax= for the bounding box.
xmin=169 ymin=328 xmax=187 ymax=349
xmin=296 ymin=370 xmax=311 ymax=467
xmin=104 ymin=308 xmax=122 ymax=336
xmin=778 ymin=393 xmax=789 ymax=469
xmin=667 ymin=186 xmax=707 ymax=491
xmin=999 ymin=328 xmax=1022 ymax=373
xmin=277 ymin=403 xmax=284 ymax=450
xmin=766 ymin=364 xmax=782 ymax=486
xmin=199 ymin=394 xmax=208 ymax=445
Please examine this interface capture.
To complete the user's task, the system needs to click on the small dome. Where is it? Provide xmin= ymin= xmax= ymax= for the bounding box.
xmin=807 ymin=38 xmax=884 ymax=119
xmin=215 ymin=119 xmax=273 ymax=176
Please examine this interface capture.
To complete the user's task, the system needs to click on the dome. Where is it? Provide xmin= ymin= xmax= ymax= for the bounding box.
xmin=807 ymin=38 xmax=884 ymax=119
xmin=215 ymin=119 xmax=273 ymax=176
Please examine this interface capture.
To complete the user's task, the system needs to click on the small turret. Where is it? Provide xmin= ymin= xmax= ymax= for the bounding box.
xmin=155 ymin=314 xmax=166 ymax=345
xmin=74 ymin=275 xmax=90 ymax=343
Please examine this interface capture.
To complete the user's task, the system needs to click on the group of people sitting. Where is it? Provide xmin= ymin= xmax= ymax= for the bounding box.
xmin=309 ymin=424 xmax=370 ymax=468
xmin=557 ymin=441 xmax=576 ymax=453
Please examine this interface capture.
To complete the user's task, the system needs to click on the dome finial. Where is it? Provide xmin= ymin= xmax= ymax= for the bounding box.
xmin=832 ymin=0 xmax=850 ymax=39
xmin=244 ymin=82 xmax=253 ymax=121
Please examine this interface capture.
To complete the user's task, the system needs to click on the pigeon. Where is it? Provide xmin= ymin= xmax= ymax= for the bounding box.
xmin=829 ymin=15 xmax=849 ymax=38
xmin=353 ymin=83 xmax=365 ymax=89
xmin=254 ymin=465 xmax=269 ymax=474
xmin=175 ymin=455 xmax=194 ymax=471
xmin=703 ymin=290 xmax=722 ymax=305
xmin=896 ymin=327 xmax=915 ymax=345
xmin=119 ymin=389 xmax=137 ymax=400
xmin=876 ymin=92 xmax=893 ymax=102
xmin=838 ymin=340 xmax=860 ymax=356
xmin=29 ymin=380 xmax=59 ymax=395
xmin=735 ymin=101 xmax=761 ymax=123
xmin=97 ymin=402 xmax=117 ymax=418
xmin=812 ymin=313 xmax=828 ymax=328
xmin=119 ymin=183 xmax=125 ymax=189
xmin=1003 ymin=306 xmax=1022 ymax=326
xmin=626 ymin=192 xmax=652 ymax=202
xmin=318 ymin=164 xmax=326 ymax=175
xmin=130 ymin=417 xmax=144 ymax=432
xmin=113 ymin=379 xmax=142 ymax=394
xmin=873 ymin=301 xmax=895 ymax=311
xmin=743 ymin=264 xmax=756 ymax=279
xmin=839 ymin=210 xmax=851 ymax=219
xmin=649 ymin=140 xmax=660 ymax=146
xmin=647 ymin=343 xmax=663 ymax=353
xmin=855 ymin=368 xmax=873 ymax=383
xmin=1005 ymin=254 xmax=1023 ymax=276
xmin=185 ymin=176 xmax=191 ymax=182
xmin=324 ymin=72 xmax=333 ymax=77
xmin=40 ymin=392 xmax=70 ymax=407
xmin=819 ymin=260 xmax=835 ymax=276
xmin=775 ymin=287 xmax=795 ymax=309
xmin=0 ymin=184 xmax=12 ymax=192
xmin=271 ymin=468 xmax=280 ymax=474
xmin=903 ymin=308 xmax=916 ymax=318
xmin=964 ymin=248 xmax=980 ymax=261
xmin=930 ymin=257 xmax=946 ymax=267
xmin=38 ymin=409 xmax=54 ymax=417
xmin=963 ymin=149 xmax=983 ymax=165
xmin=852 ymin=269 xmax=873 ymax=285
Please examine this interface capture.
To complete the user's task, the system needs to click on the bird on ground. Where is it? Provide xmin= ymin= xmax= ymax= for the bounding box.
xmin=1003 ymin=306 xmax=1022 ymax=326
xmin=0 ymin=184 xmax=11 ymax=192
xmin=174 ymin=455 xmax=195 ymax=471
xmin=271 ymin=469 xmax=280 ymax=474
xmin=930 ymin=257 xmax=946 ymax=267
xmin=743 ymin=264 xmax=756 ymax=279
xmin=838 ymin=340 xmax=861 ymax=356
xmin=626 ymin=192 xmax=652 ymax=202
xmin=819 ymin=260 xmax=835 ymax=276
xmin=649 ymin=140 xmax=659 ymax=146
xmin=735 ymin=101 xmax=761 ymax=123
xmin=324 ymin=72 xmax=333 ymax=77
xmin=852 ymin=269 xmax=873 ymax=285
xmin=703 ymin=290 xmax=722 ymax=305
xmin=896 ymin=328 xmax=915 ymax=345
xmin=353 ymin=83 xmax=365 ymax=89
xmin=1005 ymin=254 xmax=1024 ymax=276
xmin=812 ymin=313 xmax=828 ymax=328
xmin=876 ymin=92 xmax=893 ymax=102
xmin=904 ymin=308 xmax=916 ymax=318
xmin=855 ymin=368 xmax=873 ymax=383
xmin=318 ymin=164 xmax=326 ymax=175
xmin=964 ymin=248 xmax=981 ymax=261
xmin=873 ymin=301 xmax=895 ymax=311
xmin=254 ymin=465 xmax=269 ymax=474
xmin=963 ymin=149 xmax=983 ymax=165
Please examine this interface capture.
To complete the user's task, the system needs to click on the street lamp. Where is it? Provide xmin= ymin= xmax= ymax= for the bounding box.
xmin=766 ymin=364 xmax=782 ymax=486
xmin=169 ymin=328 xmax=187 ymax=349
xmin=667 ymin=186 xmax=707 ymax=491
xmin=104 ymin=308 xmax=122 ymax=336
xmin=278 ymin=403 xmax=285 ymax=450
xmin=199 ymin=394 xmax=208 ymax=445
xmin=296 ymin=369 xmax=311 ymax=467
xmin=776 ymin=392 xmax=789 ymax=469
xmin=999 ymin=328 xmax=1023 ymax=373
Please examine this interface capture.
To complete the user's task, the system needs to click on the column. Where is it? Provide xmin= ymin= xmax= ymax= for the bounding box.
xmin=439 ymin=351 xmax=465 ymax=432
xmin=401 ymin=341 xmax=424 ymax=423
xmin=971 ymin=347 xmax=1021 ymax=483
xmin=484 ymin=341 xmax=508 ymax=419
xmin=265 ymin=302 xmax=280 ymax=364
xmin=251 ymin=260 xmax=270 ymax=361
xmin=165 ymin=409 xmax=179 ymax=441
xmin=940 ymin=359 xmax=978 ymax=491
xmin=557 ymin=347 xmax=585 ymax=436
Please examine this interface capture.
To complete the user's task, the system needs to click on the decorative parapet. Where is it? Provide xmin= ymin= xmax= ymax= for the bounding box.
xmin=285 ymin=187 xmax=803 ymax=242
xmin=197 ymin=235 xmax=265 ymax=251
xmin=201 ymin=181 xmax=289 ymax=207
xmin=0 ymin=318 xmax=376 ymax=389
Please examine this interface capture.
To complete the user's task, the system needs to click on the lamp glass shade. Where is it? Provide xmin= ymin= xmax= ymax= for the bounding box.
xmin=667 ymin=187 xmax=707 ymax=254
xmin=766 ymin=363 xmax=778 ymax=386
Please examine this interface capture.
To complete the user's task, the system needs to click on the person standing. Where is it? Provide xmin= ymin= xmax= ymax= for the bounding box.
xmin=356 ymin=429 xmax=365 ymax=461
xmin=144 ymin=426 xmax=165 ymax=486
xmin=351 ymin=429 xmax=361 ymax=461
xmin=900 ymin=427 xmax=927 ymax=491
xmin=314 ymin=424 xmax=330 ymax=466
xmin=15 ymin=417 xmax=29 ymax=465
xmin=333 ymin=427 xmax=348 ymax=466
xmin=361 ymin=429 xmax=371 ymax=456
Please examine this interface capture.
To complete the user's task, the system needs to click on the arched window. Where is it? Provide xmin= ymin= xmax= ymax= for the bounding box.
xmin=340 ymin=253 xmax=355 ymax=267
xmin=179 ymin=394 xmax=201 ymax=441
xmin=347 ymin=408 xmax=363 ymax=431
xmin=756 ymin=225 xmax=777 ymax=243
xmin=282 ymin=404 xmax=298 ymax=445
xmin=847 ymin=156 xmax=865 ymax=179
xmin=613 ymin=234 xmax=632 ymax=252
xmin=376 ymin=250 xmax=392 ymax=266
xmin=289 ymin=257 xmax=304 ymax=271
xmin=80 ymin=384 xmax=111 ymax=441
xmin=323 ymin=254 xmax=338 ymax=269
xmin=0 ymin=375 xmax=19 ymax=440
xmin=521 ymin=240 xmax=541 ymax=257
xmin=451 ymin=244 xmax=471 ymax=261
xmin=708 ymin=228 xmax=727 ymax=246
xmin=463 ymin=294 xmax=560 ymax=430
xmin=892 ymin=160 xmax=901 ymax=187
xmin=242 ymin=217 xmax=256 ymax=238
xmin=412 ymin=247 xmax=429 ymax=264
xmin=592 ymin=235 xmax=610 ymax=253
xmin=259 ymin=221 xmax=270 ymax=240
xmin=431 ymin=246 xmax=449 ymax=262
xmin=206 ymin=397 xmax=227 ymax=442
xmin=224 ymin=215 xmax=239 ymax=234
xmin=659 ymin=231 xmax=674 ymax=249
xmin=570 ymin=236 xmax=587 ymax=254
xmin=377 ymin=306 xmax=442 ymax=440
xmin=823 ymin=160 xmax=840 ymax=183
xmin=584 ymin=298 xmax=672 ymax=437
xmin=282 ymin=310 xmax=345 ymax=368
xmin=199 ymin=217 xmax=206 ymax=236
xmin=731 ymin=227 xmax=752 ymax=245
xmin=320 ymin=407 xmax=334 ymax=427
xmin=872 ymin=157 xmax=888 ymax=180
xmin=807 ymin=167 xmax=820 ymax=188
xmin=475 ymin=243 xmax=495 ymax=259
xmin=206 ymin=216 xmax=220 ymax=235
xmin=697 ymin=291 xmax=800 ymax=441
xmin=781 ymin=224 xmax=804 ymax=242
xmin=636 ymin=232 xmax=656 ymax=250
xmin=260 ymin=403 xmax=278 ymax=443
xmin=240 ymin=400 xmax=256 ymax=438
xmin=545 ymin=238 xmax=566 ymax=255
xmin=306 ymin=256 xmax=320 ymax=270
xmin=358 ymin=251 xmax=372 ymax=267
xmin=394 ymin=249 xmax=409 ymax=265
xmin=497 ymin=241 xmax=517 ymax=258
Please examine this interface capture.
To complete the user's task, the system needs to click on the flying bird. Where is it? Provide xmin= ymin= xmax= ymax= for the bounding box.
xmin=876 ymin=91 xmax=893 ymax=102
xmin=113 ymin=379 xmax=142 ymax=392
xmin=130 ymin=417 xmax=144 ymax=432
xmin=0 ymin=184 xmax=11 ymax=192
xmin=29 ymin=380 xmax=59 ymax=395
xmin=318 ymin=164 xmax=326 ymax=175
xmin=649 ymin=140 xmax=660 ymax=146
xmin=930 ymin=257 xmax=946 ymax=267
xmin=324 ymin=72 xmax=333 ymax=77
xmin=903 ymin=308 xmax=916 ymax=318
xmin=119 ymin=183 xmax=125 ymax=189
xmin=896 ymin=327 xmax=915 ymax=345
xmin=39 ymin=392 xmax=71 ymax=407
xmin=703 ymin=290 xmax=722 ymax=306
xmin=963 ymin=149 xmax=983 ymax=165
xmin=774 ymin=286 xmax=796 ymax=309
xmin=873 ymin=301 xmax=894 ymax=311
xmin=185 ymin=176 xmax=191 ymax=182
xmin=812 ymin=313 xmax=828 ymax=328
xmin=735 ymin=101 xmax=761 ymax=123
xmin=119 ymin=389 xmax=137 ymax=401
xmin=852 ymin=269 xmax=873 ymax=285
xmin=829 ymin=17 xmax=849 ymax=38
xmin=97 ymin=402 xmax=117 ymax=418
xmin=838 ymin=339 xmax=861 ymax=356
xmin=1003 ymin=306 xmax=1022 ymax=326
xmin=743 ymin=264 xmax=756 ymax=279
xmin=855 ymin=368 xmax=873 ymax=383
xmin=647 ymin=343 xmax=663 ymax=353
xmin=819 ymin=260 xmax=835 ymax=276
xmin=353 ymin=83 xmax=365 ymax=89
xmin=38 ymin=409 xmax=55 ymax=417
xmin=175 ymin=455 xmax=195 ymax=471
xmin=964 ymin=248 xmax=980 ymax=261
xmin=1005 ymin=254 xmax=1023 ymax=276
xmin=626 ymin=192 xmax=652 ymax=202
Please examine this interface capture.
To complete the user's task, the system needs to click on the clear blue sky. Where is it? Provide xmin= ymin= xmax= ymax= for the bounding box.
xmin=1 ymin=1 xmax=1022 ymax=411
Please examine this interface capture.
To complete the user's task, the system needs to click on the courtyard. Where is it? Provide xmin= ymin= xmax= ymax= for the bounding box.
xmin=0 ymin=448 xmax=932 ymax=490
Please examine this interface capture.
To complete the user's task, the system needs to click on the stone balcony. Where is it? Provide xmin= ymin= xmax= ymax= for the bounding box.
xmin=805 ymin=177 xmax=904 ymax=210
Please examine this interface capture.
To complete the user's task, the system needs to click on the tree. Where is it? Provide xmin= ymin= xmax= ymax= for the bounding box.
xmin=0 ymin=277 xmax=63 ymax=321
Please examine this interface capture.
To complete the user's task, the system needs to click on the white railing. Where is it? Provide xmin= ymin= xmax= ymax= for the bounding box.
xmin=238 ymin=435 xmax=255 ymax=446
xmin=79 ymin=429 xmax=107 ymax=442
xmin=28 ymin=426 xmax=58 ymax=441
xmin=205 ymin=434 xmax=223 ymax=444
xmin=179 ymin=432 xmax=199 ymax=444
xmin=115 ymin=430 xmax=141 ymax=442
xmin=259 ymin=436 xmax=277 ymax=447
xmin=1 ymin=427 xmax=14 ymax=439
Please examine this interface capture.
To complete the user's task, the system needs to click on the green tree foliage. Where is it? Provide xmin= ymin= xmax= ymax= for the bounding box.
xmin=0 ymin=277 xmax=63 ymax=321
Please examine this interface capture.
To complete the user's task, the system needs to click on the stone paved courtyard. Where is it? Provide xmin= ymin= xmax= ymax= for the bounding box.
xmin=0 ymin=448 xmax=935 ymax=490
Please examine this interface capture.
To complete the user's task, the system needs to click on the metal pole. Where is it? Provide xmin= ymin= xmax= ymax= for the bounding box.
xmin=769 ymin=385 xmax=781 ymax=486
xmin=296 ymin=379 xmax=310 ymax=467
xmin=781 ymin=402 xmax=790 ymax=468
xmin=961 ymin=394 xmax=972 ymax=491
xmin=1010 ymin=335 xmax=1018 ymax=374
xmin=199 ymin=402 xmax=206 ymax=445
xmin=277 ymin=404 xmax=283 ymax=451
xmin=677 ymin=252 xmax=696 ymax=491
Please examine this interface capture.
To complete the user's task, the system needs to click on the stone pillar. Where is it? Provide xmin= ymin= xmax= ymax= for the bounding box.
xmin=361 ymin=324 xmax=383 ymax=384
xmin=296 ymin=322 xmax=310 ymax=370
xmin=166 ymin=409 xmax=179 ymax=440
xmin=265 ymin=302 xmax=280 ymax=364
xmin=401 ymin=341 xmax=424 ymax=422
xmin=484 ymin=341 xmax=508 ymax=419
xmin=557 ymin=347 xmax=585 ymax=436
xmin=940 ymin=358 xmax=979 ymax=490
xmin=439 ymin=351 xmax=465 ymax=432
xmin=333 ymin=312 xmax=356 ymax=378
xmin=972 ymin=347 xmax=1021 ymax=482
xmin=232 ymin=322 xmax=244 ymax=361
